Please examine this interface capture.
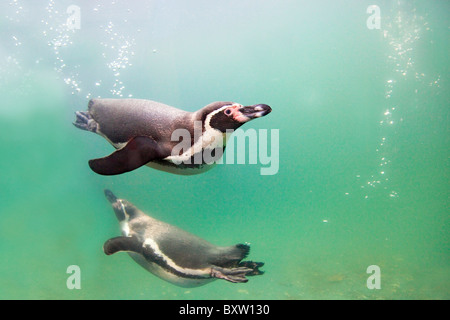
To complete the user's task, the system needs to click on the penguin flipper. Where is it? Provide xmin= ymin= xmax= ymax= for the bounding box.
xmin=89 ymin=136 xmax=167 ymax=175
xmin=103 ymin=236 xmax=143 ymax=255
xmin=210 ymin=266 xmax=254 ymax=283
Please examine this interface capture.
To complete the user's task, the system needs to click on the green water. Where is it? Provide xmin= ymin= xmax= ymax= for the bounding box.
xmin=0 ymin=0 xmax=448 ymax=300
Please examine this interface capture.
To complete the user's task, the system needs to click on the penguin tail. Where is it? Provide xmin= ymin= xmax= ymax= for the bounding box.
xmin=211 ymin=243 xmax=250 ymax=267
xmin=234 ymin=243 xmax=250 ymax=259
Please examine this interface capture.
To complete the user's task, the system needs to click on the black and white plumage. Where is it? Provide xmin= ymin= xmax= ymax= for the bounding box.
xmin=103 ymin=189 xmax=264 ymax=287
xmin=73 ymin=99 xmax=271 ymax=175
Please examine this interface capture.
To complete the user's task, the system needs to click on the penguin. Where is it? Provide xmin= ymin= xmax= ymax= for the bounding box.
xmin=73 ymin=99 xmax=271 ymax=175
xmin=102 ymin=189 xmax=264 ymax=287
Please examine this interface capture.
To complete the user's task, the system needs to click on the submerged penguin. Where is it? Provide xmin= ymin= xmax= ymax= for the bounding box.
xmin=74 ymin=99 xmax=271 ymax=175
xmin=103 ymin=189 xmax=264 ymax=287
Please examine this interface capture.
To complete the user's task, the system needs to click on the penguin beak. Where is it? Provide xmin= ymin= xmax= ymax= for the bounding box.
xmin=239 ymin=104 xmax=272 ymax=119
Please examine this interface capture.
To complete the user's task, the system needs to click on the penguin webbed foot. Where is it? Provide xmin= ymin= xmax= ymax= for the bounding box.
xmin=89 ymin=136 xmax=167 ymax=175
xmin=238 ymin=261 xmax=265 ymax=276
xmin=73 ymin=111 xmax=97 ymax=132
xmin=211 ymin=263 xmax=264 ymax=283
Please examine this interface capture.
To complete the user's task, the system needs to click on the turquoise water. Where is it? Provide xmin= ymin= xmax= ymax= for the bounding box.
xmin=0 ymin=0 xmax=448 ymax=300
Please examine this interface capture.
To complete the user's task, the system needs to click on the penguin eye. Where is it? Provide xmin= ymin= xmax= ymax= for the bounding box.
xmin=224 ymin=109 xmax=232 ymax=116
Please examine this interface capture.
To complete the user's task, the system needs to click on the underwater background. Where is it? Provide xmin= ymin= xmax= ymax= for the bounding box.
xmin=0 ymin=0 xmax=448 ymax=300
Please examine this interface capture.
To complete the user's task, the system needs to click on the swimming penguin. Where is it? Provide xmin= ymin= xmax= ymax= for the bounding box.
xmin=102 ymin=189 xmax=264 ymax=287
xmin=73 ymin=99 xmax=271 ymax=175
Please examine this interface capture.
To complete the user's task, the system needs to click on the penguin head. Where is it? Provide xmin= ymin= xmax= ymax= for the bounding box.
xmin=202 ymin=102 xmax=272 ymax=132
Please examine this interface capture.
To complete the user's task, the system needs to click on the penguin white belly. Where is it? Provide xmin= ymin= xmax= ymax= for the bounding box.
xmin=127 ymin=252 xmax=215 ymax=288
xmin=163 ymin=127 xmax=226 ymax=163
